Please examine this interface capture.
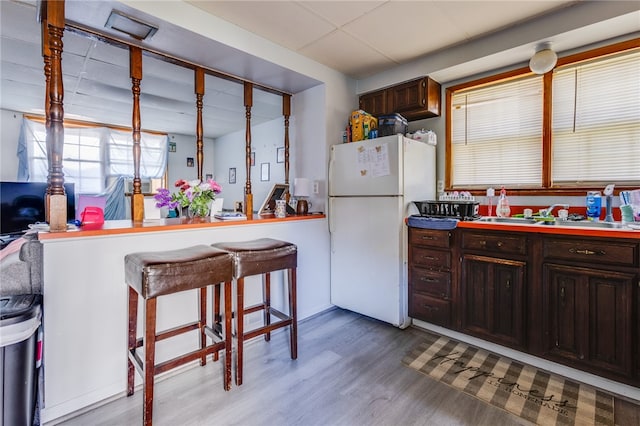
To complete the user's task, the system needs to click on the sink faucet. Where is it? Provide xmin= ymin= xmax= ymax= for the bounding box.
xmin=540 ymin=204 xmax=569 ymax=218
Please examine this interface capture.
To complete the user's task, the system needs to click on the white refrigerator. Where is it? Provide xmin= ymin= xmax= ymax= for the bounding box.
xmin=328 ymin=134 xmax=436 ymax=328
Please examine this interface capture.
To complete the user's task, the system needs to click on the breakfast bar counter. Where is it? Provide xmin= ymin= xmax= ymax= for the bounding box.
xmin=38 ymin=214 xmax=330 ymax=423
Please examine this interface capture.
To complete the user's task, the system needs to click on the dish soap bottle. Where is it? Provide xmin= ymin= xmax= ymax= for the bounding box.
xmin=496 ymin=186 xmax=511 ymax=217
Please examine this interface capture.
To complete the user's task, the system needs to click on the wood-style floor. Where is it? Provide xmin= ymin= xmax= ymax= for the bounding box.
xmin=59 ymin=308 xmax=636 ymax=426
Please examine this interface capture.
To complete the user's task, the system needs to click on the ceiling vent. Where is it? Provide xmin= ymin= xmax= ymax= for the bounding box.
xmin=105 ymin=10 xmax=158 ymax=40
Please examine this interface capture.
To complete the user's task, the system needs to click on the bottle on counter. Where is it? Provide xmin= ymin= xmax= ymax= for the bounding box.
xmin=586 ymin=191 xmax=602 ymax=221
xmin=496 ymin=186 xmax=511 ymax=217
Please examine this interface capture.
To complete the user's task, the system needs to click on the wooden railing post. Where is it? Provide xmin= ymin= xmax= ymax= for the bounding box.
xmin=45 ymin=0 xmax=67 ymax=232
xmin=283 ymin=94 xmax=291 ymax=203
xmin=130 ymin=46 xmax=144 ymax=222
xmin=41 ymin=4 xmax=52 ymax=223
xmin=195 ymin=68 xmax=205 ymax=182
xmin=244 ymin=82 xmax=253 ymax=219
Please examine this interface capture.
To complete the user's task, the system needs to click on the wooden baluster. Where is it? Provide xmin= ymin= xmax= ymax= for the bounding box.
xmin=45 ymin=0 xmax=67 ymax=232
xmin=130 ymin=46 xmax=144 ymax=222
xmin=41 ymin=6 xmax=52 ymax=223
xmin=283 ymin=94 xmax=291 ymax=203
xmin=195 ymin=68 xmax=204 ymax=182
xmin=244 ymin=82 xmax=253 ymax=219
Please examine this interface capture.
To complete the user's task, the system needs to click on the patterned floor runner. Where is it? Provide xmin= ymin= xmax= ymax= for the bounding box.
xmin=403 ymin=332 xmax=614 ymax=425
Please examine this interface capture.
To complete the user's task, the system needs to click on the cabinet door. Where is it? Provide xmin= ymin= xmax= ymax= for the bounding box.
xmin=359 ymin=90 xmax=387 ymax=116
xmin=390 ymin=79 xmax=423 ymax=113
xmin=544 ymin=264 xmax=633 ymax=377
xmin=389 ymin=77 xmax=441 ymax=120
xmin=461 ymin=254 xmax=525 ymax=348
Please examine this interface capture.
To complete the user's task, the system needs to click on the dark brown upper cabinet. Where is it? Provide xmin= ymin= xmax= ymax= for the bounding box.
xmin=358 ymin=76 xmax=441 ymax=120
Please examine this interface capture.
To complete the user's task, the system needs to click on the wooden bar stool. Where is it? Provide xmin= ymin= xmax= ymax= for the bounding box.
xmin=211 ymin=238 xmax=297 ymax=386
xmin=125 ymin=245 xmax=233 ymax=426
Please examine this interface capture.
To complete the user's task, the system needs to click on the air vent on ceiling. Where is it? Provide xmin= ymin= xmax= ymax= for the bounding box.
xmin=105 ymin=10 xmax=158 ymax=41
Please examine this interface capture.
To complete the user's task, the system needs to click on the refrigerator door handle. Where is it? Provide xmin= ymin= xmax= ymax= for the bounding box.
xmin=328 ymin=197 xmax=334 ymax=234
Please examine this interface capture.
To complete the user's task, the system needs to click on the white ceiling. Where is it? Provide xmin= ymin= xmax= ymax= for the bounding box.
xmin=1 ymin=0 xmax=639 ymax=139
xmin=188 ymin=0 xmax=578 ymax=79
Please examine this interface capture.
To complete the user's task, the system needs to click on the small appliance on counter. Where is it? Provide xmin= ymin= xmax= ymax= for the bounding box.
xmin=412 ymin=199 xmax=480 ymax=221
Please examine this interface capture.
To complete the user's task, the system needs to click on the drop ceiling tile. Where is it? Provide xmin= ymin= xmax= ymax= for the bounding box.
xmin=300 ymin=1 xmax=386 ymax=27
xmin=299 ymin=30 xmax=397 ymax=79
xmin=342 ymin=2 xmax=462 ymax=63
xmin=189 ymin=1 xmax=335 ymax=51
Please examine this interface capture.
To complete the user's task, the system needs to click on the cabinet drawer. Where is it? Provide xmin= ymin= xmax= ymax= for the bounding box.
xmin=462 ymin=232 xmax=527 ymax=255
xmin=411 ymin=267 xmax=451 ymax=299
xmin=410 ymin=293 xmax=451 ymax=327
xmin=410 ymin=228 xmax=451 ymax=248
xmin=543 ymin=238 xmax=638 ymax=268
xmin=411 ymin=246 xmax=451 ymax=270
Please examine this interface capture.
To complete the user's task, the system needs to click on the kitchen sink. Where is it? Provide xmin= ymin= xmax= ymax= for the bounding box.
xmin=536 ymin=220 xmax=626 ymax=229
xmin=475 ymin=217 xmax=537 ymax=224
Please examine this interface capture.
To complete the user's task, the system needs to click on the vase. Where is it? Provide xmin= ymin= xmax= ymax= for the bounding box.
xmin=184 ymin=202 xmax=212 ymax=219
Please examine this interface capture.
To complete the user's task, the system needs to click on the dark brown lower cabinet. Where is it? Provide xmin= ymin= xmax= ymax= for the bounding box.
xmin=408 ymin=226 xmax=639 ymax=386
xmin=461 ymin=254 xmax=525 ymax=349
xmin=543 ymin=263 xmax=634 ymax=378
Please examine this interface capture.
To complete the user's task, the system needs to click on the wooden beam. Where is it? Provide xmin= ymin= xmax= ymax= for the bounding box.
xmin=130 ymin=46 xmax=144 ymax=222
xmin=244 ymin=82 xmax=253 ymax=219
xmin=195 ymin=68 xmax=204 ymax=182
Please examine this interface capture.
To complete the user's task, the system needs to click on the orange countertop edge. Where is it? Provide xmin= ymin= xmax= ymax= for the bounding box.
xmin=404 ymin=217 xmax=639 ymax=239
xmin=457 ymin=220 xmax=639 ymax=239
xmin=38 ymin=213 xmax=326 ymax=240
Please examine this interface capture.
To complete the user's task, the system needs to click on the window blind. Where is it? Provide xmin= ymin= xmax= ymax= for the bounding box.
xmin=552 ymin=50 xmax=640 ymax=185
xmin=451 ymin=75 xmax=543 ymax=188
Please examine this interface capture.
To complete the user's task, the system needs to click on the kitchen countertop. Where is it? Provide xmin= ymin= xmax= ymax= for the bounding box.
xmin=38 ymin=213 xmax=325 ymax=240
xmin=457 ymin=219 xmax=639 ymax=239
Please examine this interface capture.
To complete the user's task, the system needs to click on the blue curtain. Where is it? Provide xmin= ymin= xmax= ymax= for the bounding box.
xmin=16 ymin=119 xmax=29 ymax=181
xmin=98 ymin=176 xmax=126 ymax=220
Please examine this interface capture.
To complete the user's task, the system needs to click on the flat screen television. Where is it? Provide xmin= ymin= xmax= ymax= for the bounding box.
xmin=0 ymin=181 xmax=75 ymax=235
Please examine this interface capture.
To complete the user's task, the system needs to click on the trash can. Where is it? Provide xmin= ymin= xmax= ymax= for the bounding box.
xmin=0 ymin=294 xmax=42 ymax=426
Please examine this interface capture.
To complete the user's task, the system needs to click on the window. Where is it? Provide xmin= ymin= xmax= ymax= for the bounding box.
xmin=552 ymin=50 xmax=640 ymax=185
xmin=20 ymin=118 xmax=168 ymax=194
xmin=450 ymin=75 xmax=543 ymax=188
xmin=447 ymin=40 xmax=640 ymax=192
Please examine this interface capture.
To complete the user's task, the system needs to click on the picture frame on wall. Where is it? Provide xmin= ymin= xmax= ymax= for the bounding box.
xmin=229 ymin=167 xmax=236 ymax=184
xmin=168 ymin=141 xmax=176 ymax=152
xmin=187 ymin=157 xmax=194 ymax=167
xmin=261 ymin=163 xmax=270 ymax=181
xmin=276 ymin=147 xmax=285 ymax=163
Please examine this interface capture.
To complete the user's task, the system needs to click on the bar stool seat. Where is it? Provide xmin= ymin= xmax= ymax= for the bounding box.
xmin=212 ymin=238 xmax=297 ymax=385
xmin=125 ymin=245 xmax=233 ymax=426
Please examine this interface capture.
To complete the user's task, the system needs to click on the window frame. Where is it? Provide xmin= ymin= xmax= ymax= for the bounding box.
xmin=445 ymin=38 xmax=640 ymax=196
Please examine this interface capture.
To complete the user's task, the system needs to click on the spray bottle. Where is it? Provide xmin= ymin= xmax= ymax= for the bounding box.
xmin=496 ymin=186 xmax=511 ymax=217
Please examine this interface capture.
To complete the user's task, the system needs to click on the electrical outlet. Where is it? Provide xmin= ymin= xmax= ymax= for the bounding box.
xmin=313 ymin=181 xmax=319 ymax=194
xmin=437 ymin=180 xmax=444 ymax=193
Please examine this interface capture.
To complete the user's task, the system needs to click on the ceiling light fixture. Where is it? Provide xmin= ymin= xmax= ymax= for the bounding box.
xmin=105 ymin=10 xmax=158 ymax=41
xmin=529 ymin=42 xmax=557 ymax=74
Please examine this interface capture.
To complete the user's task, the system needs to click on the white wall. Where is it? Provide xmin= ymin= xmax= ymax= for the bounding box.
xmin=0 ymin=109 xmax=24 ymax=181
xmin=166 ymin=133 xmax=215 ymax=189
xmin=213 ymin=118 xmax=285 ymax=212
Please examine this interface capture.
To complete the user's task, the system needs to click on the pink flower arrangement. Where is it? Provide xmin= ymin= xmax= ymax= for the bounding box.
xmin=155 ymin=179 xmax=222 ymax=217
